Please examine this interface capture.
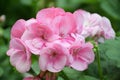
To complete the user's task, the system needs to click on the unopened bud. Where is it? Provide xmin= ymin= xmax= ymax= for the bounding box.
xmin=0 ymin=15 xmax=6 ymax=22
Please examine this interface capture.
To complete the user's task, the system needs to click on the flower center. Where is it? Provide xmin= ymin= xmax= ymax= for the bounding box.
xmin=72 ymin=48 xmax=81 ymax=56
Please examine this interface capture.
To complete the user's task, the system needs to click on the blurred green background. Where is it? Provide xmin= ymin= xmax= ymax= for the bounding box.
xmin=0 ymin=0 xmax=120 ymax=80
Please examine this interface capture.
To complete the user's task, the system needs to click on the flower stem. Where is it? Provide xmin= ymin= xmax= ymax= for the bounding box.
xmin=96 ymin=46 xmax=103 ymax=80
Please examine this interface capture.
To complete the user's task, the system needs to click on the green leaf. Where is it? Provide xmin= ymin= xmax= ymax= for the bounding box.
xmin=0 ymin=67 xmax=4 ymax=77
xmin=99 ymin=37 xmax=120 ymax=68
xmin=99 ymin=0 xmax=120 ymax=20
xmin=79 ymin=75 xmax=98 ymax=80
xmin=20 ymin=0 xmax=32 ymax=6
xmin=31 ymin=61 xmax=40 ymax=74
xmin=56 ymin=0 xmax=97 ymax=11
xmin=31 ymin=55 xmax=40 ymax=74
xmin=62 ymin=67 xmax=81 ymax=80
xmin=57 ymin=77 xmax=64 ymax=80
xmin=3 ymin=28 xmax=10 ymax=40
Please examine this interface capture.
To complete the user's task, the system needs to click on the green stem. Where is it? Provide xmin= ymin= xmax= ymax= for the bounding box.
xmin=59 ymin=71 xmax=70 ymax=80
xmin=96 ymin=47 xmax=103 ymax=80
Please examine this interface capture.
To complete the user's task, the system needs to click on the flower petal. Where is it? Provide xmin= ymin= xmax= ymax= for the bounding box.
xmin=10 ymin=38 xmax=25 ymax=50
xmin=25 ymin=38 xmax=44 ymax=55
xmin=16 ymin=56 xmax=31 ymax=73
xmin=71 ymin=59 xmax=88 ymax=71
xmin=11 ymin=19 xmax=25 ymax=39
xmin=100 ymin=17 xmax=115 ymax=39
xmin=53 ymin=55 xmax=67 ymax=70
xmin=36 ymin=7 xmax=65 ymax=25
xmin=10 ymin=51 xmax=23 ymax=66
xmin=39 ymin=54 xmax=49 ymax=71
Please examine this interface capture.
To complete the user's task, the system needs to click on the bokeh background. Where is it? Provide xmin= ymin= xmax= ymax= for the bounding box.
xmin=0 ymin=0 xmax=120 ymax=80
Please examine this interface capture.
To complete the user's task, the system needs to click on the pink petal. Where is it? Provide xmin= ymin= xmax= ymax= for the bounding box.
xmin=21 ymin=30 xmax=36 ymax=41
xmin=73 ymin=10 xmax=85 ymax=34
xmin=25 ymin=18 xmax=37 ymax=28
xmin=76 ymin=42 xmax=94 ymax=64
xmin=10 ymin=50 xmax=23 ymax=66
xmin=7 ymin=48 xmax=20 ymax=56
xmin=53 ymin=55 xmax=67 ymax=70
xmin=10 ymin=38 xmax=25 ymax=50
xmin=39 ymin=54 xmax=49 ymax=71
xmin=71 ymin=59 xmax=88 ymax=71
xmin=59 ymin=12 xmax=76 ymax=36
xmin=36 ymin=7 xmax=65 ymax=25
xmin=89 ymin=13 xmax=101 ymax=27
xmin=25 ymin=38 xmax=44 ymax=55
xmin=78 ymin=47 xmax=94 ymax=64
xmin=101 ymin=17 xmax=115 ymax=39
xmin=27 ymin=23 xmax=54 ymax=41
xmin=11 ymin=19 xmax=26 ymax=39
xmin=47 ymin=62 xmax=58 ymax=72
xmin=16 ymin=54 xmax=31 ymax=73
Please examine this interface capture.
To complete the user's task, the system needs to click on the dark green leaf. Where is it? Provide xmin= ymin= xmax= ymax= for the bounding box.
xmin=99 ymin=37 xmax=120 ymax=68
xmin=79 ymin=75 xmax=98 ymax=80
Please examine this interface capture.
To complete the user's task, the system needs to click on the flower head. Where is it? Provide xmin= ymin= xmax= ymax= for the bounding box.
xmin=39 ymin=43 xmax=70 ymax=72
xmin=7 ymin=38 xmax=31 ymax=73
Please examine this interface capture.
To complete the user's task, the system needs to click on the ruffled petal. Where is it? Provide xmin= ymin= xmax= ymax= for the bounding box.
xmin=36 ymin=7 xmax=65 ymax=25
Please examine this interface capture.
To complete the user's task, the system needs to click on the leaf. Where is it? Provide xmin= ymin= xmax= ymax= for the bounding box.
xmin=62 ymin=67 xmax=81 ymax=80
xmin=56 ymin=0 xmax=97 ymax=11
xmin=99 ymin=0 xmax=120 ymax=20
xmin=0 ymin=67 xmax=4 ymax=77
xmin=31 ymin=55 xmax=40 ymax=74
xmin=57 ymin=77 xmax=64 ymax=80
xmin=99 ymin=37 xmax=120 ymax=68
xmin=20 ymin=0 xmax=32 ymax=6
xmin=79 ymin=75 xmax=98 ymax=80
xmin=31 ymin=61 xmax=40 ymax=74
xmin=3 ymin=28 xmax=10 ymax=40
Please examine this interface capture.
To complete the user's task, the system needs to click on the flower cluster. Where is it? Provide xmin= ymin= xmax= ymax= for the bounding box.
xmin=7 ymin=7 xmax=115 ymax=74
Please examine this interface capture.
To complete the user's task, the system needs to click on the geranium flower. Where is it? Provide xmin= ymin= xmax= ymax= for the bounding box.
xmin=7 ymin=38 xmax=31 ymax=73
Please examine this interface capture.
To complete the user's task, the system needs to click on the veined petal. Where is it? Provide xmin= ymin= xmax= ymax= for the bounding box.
xmin=11 ymin=19 xmax=26 ymax=39
xmin=53 ymin=55 xmax=67 ymax=70
xmin=10 ymin=38 xmax=25 ymax=50
xmin=10 ymin=51 xmax=24 ymax=66
xmin=25 ymin=38 xmax=44 ymax=55
xmin=36 ymin=7 xmax=65 ymax=25
xmin=16 ymin=55 xmax=31 ymax=73
xmin=100 ymin=17 xmax=115 ymax=39
xmin=71 ymin=59 xmax=88 ymax=71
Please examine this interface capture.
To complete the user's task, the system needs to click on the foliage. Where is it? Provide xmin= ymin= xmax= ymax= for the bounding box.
xmin=0 ymin=0 xmax=120 ymax=80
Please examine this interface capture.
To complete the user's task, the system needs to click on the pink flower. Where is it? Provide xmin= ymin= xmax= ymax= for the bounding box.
xmin=39 ymin=43 xmax=69 ymax=72
xmin=70 ymin=40 xmax=94 ymax=71
xmin=74 ymin=9 xmax=115 ymax=40
xmin=36 ymin=7 xmax=76 ymax=38
xmin=25 ymin=38 xmax=45 ymax=55
xmin=11 ymin=18 xmax=38 ymax=40
xmin=25 ymin=18 xmax=60 ymax=41
xmin=52 ymin=12 xmax=76 ymax=37
xmin=11 ymin=19 xmax=26 ymax=39
xmin=21 ymin=18 xmax=38 ymax=40
xmin=74 ymin=10 xmax=102 ymax=37
xmin=100 ymin=17 xmax=115 ymax=39
xmin=36 ymin=7 xmax=65 ymax=25
xmin=7 ymin=38 xmax=31 ymax=73
xmin=22 ymin=19 xmax=60 ymax=54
